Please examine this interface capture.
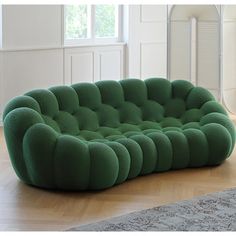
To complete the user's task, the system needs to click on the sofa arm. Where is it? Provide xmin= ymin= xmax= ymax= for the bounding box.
xmin=3 ymin=95 xmax=41 ymax=120
xmin=3 ymin=107 xmax=44 ymax=184
xmin=200 ymin=112 xmax=236 ymax=156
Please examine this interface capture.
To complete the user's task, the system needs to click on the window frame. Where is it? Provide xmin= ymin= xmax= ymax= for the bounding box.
xmin=63 ymin=5 xmax=123 ymax=46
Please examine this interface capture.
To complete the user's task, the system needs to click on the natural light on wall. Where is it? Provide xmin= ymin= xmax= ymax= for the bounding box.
xmin=64 ymin=5 xmax=120 ymax=45
xmin=190 ymin=17 xmax=197 ymax=86
xmin=0 ymin=5 xmax=2 ymax=48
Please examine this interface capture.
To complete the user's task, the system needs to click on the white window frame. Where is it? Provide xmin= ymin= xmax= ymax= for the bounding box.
xmin=63 ymin=5 xmax=123 ymax=46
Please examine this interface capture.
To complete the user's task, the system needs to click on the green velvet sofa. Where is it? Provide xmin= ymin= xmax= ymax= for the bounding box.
xmin=3 ymin=78 xmax=235 ymax=190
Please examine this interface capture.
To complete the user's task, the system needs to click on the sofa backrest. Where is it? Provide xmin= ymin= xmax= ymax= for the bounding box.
xmin=3 ymin=78 xmax=218 ymax=135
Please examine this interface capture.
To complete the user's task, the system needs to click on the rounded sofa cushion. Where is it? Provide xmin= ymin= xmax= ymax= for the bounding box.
xmin=3 ymin=78 xmax=236 ymax=190
xmin=49 ymin=86 xmax=79 ymax=114
xmin=146 ymin=78 xmax=172 ymax=104
xmin=25 ymin=89 xmax=59 ymax=117
xmin=96 ymin=80 xmax=124 ymax=107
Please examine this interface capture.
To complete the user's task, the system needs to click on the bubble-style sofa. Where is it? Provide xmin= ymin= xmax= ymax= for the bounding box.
xmin=3 ymin=78 xmax=235 ymax=190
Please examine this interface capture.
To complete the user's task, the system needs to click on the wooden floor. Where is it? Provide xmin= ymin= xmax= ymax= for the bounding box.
xmin=1 ymin=121 xmax=236 ymax=231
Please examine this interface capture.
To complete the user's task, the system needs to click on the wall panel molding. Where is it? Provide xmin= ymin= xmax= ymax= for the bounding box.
xmin=70 ymin=52 xmax=94 ymax=83
xmin=99 ymin=50 xmax=122 ymax=81
xmin=127 ymin=5 xmax=167 ymax=79
xmin=64 ymin=45 xmax=125 ymax=85
xmin=140 ymin=42 xmax=167 ymax=79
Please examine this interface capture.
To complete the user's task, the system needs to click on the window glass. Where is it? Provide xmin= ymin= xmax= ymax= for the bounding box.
xmin=95 ymin=5 xmax=117 ymax=38
xmin=65 ymin=5 xmax=88 ymax=40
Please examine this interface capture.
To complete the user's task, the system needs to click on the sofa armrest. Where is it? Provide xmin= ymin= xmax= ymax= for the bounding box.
xmin=200 ymin=112 xmax=236 ymax=157
xmin=3 ymin=107 xmax=44 ymax=183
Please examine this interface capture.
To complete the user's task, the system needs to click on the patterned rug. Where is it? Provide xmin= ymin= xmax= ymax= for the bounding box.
xmin=68 ymin=188 xmax=236 ymax=231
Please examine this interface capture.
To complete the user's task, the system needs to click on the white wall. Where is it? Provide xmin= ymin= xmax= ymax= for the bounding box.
xmin=0 ymin=51 xmax=3 ymax=121
xmin=2 ymin=5 xmax=62 ymax=49
xmin=169 ymin=21 xmax=190 ymax=81
xmin=125 ymin=5 xmax=167 ymax=79
xmin=0 ymin=5 xmax=2 ymax=48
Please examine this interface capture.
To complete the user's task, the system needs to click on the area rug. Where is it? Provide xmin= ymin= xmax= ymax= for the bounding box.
xmin=68 ymin=188 xmax=236 ymax=231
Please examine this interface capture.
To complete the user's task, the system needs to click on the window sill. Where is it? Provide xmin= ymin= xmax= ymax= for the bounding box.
xmin=63 ymin=41 xmax=126 ymax=49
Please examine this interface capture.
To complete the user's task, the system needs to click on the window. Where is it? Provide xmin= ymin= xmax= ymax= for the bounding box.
xmin=64 ymin=5 xmax=121 ymax=45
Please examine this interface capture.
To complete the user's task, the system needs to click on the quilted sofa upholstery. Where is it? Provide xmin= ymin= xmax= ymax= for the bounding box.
xmin=3 ymin=78 xmax=235 ymax=190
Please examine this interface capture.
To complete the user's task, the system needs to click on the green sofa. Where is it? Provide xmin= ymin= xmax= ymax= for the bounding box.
xmin=3 ymin=78 xmax=235 ymax=190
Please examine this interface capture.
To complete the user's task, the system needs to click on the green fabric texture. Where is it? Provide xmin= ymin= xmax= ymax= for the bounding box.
xmin=3 ymin=78 xmax=236 ymax=190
